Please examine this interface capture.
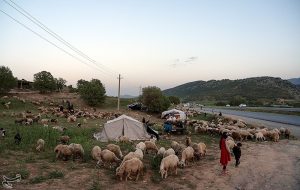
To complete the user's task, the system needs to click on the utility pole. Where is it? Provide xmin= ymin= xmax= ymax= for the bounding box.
xmin=117 ymin=74 xmax=123 ymax=111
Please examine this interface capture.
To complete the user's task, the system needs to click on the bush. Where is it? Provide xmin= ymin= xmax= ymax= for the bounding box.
xmin=0 ymin=66 xmax=17 ymax=93
xmin=168 ymin=96 xmax=180 ymax=105
xmin=77 ymin=79 xmax=106 ymax=106
xmin=215 ymin=101 xmax=226 ymax=106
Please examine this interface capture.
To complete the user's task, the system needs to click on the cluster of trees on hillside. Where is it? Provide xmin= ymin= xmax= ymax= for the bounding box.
xmin=0 ymin=66 xmax=107 ymax=106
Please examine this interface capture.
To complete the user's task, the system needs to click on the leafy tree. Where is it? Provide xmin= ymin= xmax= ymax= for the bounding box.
xmin=55 ymin=77 xmax=67 ymax=92
xmin=229 ymin=95 xmax=247 ymax=106
xmin=77 ymin=79 xmax=106 ymax=106
xmin=141 ymin=86 xmax=170 ymax=112
xmin=0 ymin=66 xmax=17 ymax=93
xmin=33 ymin=71 xmax=56 ymax=93
xmin=168 ymin=96 xmax=180 ymax=105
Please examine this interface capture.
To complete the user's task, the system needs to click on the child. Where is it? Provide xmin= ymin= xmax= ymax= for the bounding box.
xmin=232 ymin=142 xmax=242 ymax=167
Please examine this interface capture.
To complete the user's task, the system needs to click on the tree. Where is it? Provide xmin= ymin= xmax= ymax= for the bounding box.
xmin=168 ymin=96 xmax=180 ymax=105
xmin=33 ymin=71 xmax=56 ymax=93
xmin=55 ymin=77 xmax=67 ymax=92
xmin=141 ymin=86 xmax=170 ymax=112
xmin=229 ymin=95 xmax=247 ymax=106
xmin=77 ymin=79 xmax=106 ymax=106
xmin=0 ymin=66 xmax=17 ymax=93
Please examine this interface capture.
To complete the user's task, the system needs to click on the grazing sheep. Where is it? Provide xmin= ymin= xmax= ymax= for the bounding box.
xmin=270 ymin=131 xmax=280 ymax=142
xmin=40 ymin=119 xmax=49 ymax=125
xmin=136 ymin=142 xmax=146 ymax=153
xmin=68 ymin=143 xmax=84 ymax=160
xmin=99 ymin=149 xmax=121 ymax=167
xmin=134 ymin=148 xmax=144 ymax=160
xmin=157 ymin=147 xmax=166 ymax=156
xmin=59 ymin=135 xmax=70 ymax=144
xmin=54 ymin=144 xmax=72 ymax=161
xmin=160 ymin=154 xmax=180 ymax=179
xmin=107 ymin=144 xmax=123 ymax=159
xmin=119 ymin=135 xmax=131 ymax=143
xmin=144 ymin=141 xmax=158 ymax=154
xmin=67 ymin=115 xmax=77 ymax=122
xmin=163 ymin=148 xmax=175 ymax=158
xmin=36 ymin=139 xmax=45 ymax=152
xmin=171 ymin=141 xmax=185 ymax=156
xmin=231 ymin=131 xmax=242 ymax=141
xmin=255 ymin=132 xmax=265 ymax=141
xmin=285 ymin=128 xmax=291 ymax=139
xmin=179 ymin=146 xmax=194 ymax=167
xmin=116 ymin=157 xmax=143 ymax=181
xmin=185 ymin=136 xmax=192 ymax=146
xmin=91 ymin=146 xmax=102 ymax=161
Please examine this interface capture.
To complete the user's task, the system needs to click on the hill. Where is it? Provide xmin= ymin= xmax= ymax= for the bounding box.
xmin=163 ymin=77 xmax=300 ymax=102
xmin=288 ymin=78 xmax=300 ymax=86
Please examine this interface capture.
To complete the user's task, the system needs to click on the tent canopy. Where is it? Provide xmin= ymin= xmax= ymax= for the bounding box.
xmin=161 ymin=109 xmax=187 ymax=121
xmin=94 ymin=114 xmax=150 ymax=142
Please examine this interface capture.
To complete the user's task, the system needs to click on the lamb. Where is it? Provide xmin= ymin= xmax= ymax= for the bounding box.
xmin=185 ymin=136 xmax=192 ymax=146
xmin=91 ymin=146 xmax=102 ymax=161
xmin=68 ymin=143 xmax=84 ymax=160
xmin=255 ymin=132 xmax=265 ymax=141
xmin=159 ymin=154 xmax=180 ymax=179
xmin=136 ymin=142 xmax=146 ymax=153
xmin=163 ymin=148 xmax=175 ymax=158
xmin=157 ymin=147 xmax=166 ymax=156
xmin=179 ymin=146 xmax=194 ymax=167
xmin=54 ymin=144 xmax=72 ymax=161
xmin=99 ymin=149 xmax=121 ymax=167
xmin=116 ymin=157 xmax=143 ymax=181
xmin=59 ymin=135 xmax=70 ymax=144
xmin=144 ymin=141 xmax=158 ymax=154
xmin=36 ymin=139 xmax=45 ymax=152
xmin=107 ymin=144 xmax=123 ymax=159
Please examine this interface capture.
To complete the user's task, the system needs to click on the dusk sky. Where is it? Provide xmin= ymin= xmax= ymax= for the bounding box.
xmin=0 ymin=0 xmax=299 ymax=96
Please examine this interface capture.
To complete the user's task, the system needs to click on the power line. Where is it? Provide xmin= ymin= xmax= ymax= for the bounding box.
xmin=3 ymin=0 xmax=117 ymax=76
xmin=0 ymin=9 xmax=110 ymax=76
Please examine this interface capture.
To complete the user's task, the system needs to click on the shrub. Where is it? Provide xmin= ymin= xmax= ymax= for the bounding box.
xmin=33 ymin=71 xmax=56 ymax=93
xmin=141 ymin=86 xmax=170 ymax=112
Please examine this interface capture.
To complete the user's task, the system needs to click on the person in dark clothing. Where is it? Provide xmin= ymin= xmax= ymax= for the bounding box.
xmin=232 ymin=142 xmax=242 ymax=167
xmin=143 ymin=118 xmax=159 ymax=140
xmin=219 ymin=112 xmax=222 ymax=116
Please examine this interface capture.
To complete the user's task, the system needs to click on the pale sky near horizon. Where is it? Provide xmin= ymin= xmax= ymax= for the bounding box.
xmin=0 ymin=0 xmax=299 ymax=96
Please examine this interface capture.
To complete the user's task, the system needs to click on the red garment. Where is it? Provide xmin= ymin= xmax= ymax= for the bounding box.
xmin=220 ymin=138 xmax=231 ymax=166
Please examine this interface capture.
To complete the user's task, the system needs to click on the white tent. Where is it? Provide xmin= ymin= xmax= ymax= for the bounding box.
xmin=161 ymin=109 xmax=187 ymax=121
xmin=93 ymin=114 xmax=151 ymax=142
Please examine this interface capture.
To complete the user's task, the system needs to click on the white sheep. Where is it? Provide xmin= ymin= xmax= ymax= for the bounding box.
xmin=136 ymin=142 xmax=146 ymax=153
xmin=179 ymin=146 xmax=194 ymax=167
xmin=134 ymin=148 xmax=143 ymax=160
xmin=145 ymin=141 xmax=158 ymax=154
xmin=99 ymin=149 xmax=121 ymax=167
xmin=116 ymin=157 xmax=143 ymax=181
xmin=255 ymin=132 xmax=265 ymax=141
xmin=54 ymin=144 xmax=72 ymax=160
xmin=67 ymin=115 xmax=77 ymax=122
xmin=163 ymin=148 xmax=175 ymax=158
xmin=36 ymin=139 xmax=45 ymax=152
xmin=119 ymin=135 xmax=131 ymax=143
xmin=107 ymin=144 xmax=123 ymax=159
xmin=171 ymin=141 xmax=185 ymax=156
xmin=91 ymin=146 xmax=102 ymax=161
xmin=68 ymin=143 xmax=84 ymax=160
xmin=157 ymin=147 xmax=166 ymax=156
xmin=160 ymin=154 xmax=180 ymax=179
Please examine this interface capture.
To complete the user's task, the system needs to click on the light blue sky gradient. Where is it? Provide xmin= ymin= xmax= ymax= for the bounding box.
xmin=0 ymin=0 xmax=299 ymax=95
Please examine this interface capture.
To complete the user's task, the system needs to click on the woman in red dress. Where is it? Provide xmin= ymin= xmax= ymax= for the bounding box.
xmin=220 ymin=132 xmax=231 ymax=174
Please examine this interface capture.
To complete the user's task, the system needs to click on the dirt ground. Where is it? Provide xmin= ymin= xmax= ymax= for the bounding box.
xmin=1 ymin=139 xmax=299 ymax=190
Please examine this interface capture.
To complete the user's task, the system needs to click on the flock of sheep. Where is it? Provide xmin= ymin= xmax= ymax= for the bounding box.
xmin=34 ymin=135 xmax=208 ymax=181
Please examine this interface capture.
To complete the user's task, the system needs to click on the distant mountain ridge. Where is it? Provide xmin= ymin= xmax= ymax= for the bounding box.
xmin=163 ymin=77 xmax=300 ymax=101
xmin=288 ymin=78 xmax=300 ymax=86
